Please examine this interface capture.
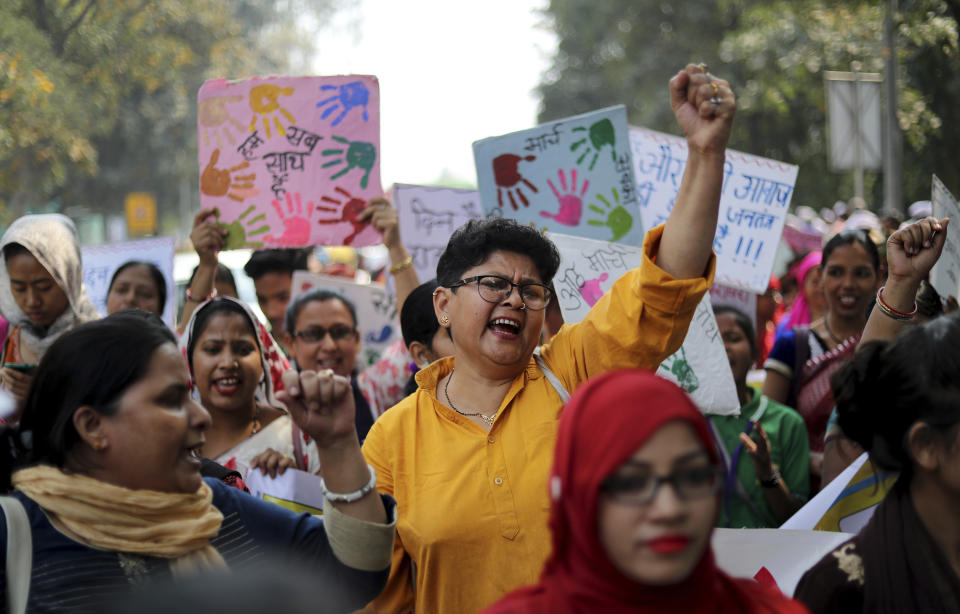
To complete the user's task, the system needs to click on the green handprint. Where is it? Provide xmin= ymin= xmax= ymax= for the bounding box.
xmin=586 ymin=187 xmax=633 ymax=242
xmin=665 ymin=347 xmax=700 ymax=393
xmin=321 ymin=136 xmax=376 ymax=189
xmin=570 ymin=119 xmax=616 ymax=171
xmin=217 ymin=205 xmax=269 ymax=249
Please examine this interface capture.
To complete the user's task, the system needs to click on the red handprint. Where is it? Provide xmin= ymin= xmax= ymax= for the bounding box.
xmin=264 ymin=193 xmax=314 ymax=247
xmin=317 ymin=187 xmax=371 ymax=246
xmin=493 ymin=153 xmax=539 ymax=210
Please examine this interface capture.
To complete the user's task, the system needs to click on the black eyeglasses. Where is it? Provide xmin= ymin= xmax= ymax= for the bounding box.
xmin=294 ymin=324 xmax=356 ymax=343
xmin=601 ymin=466 xmax=722 ymax=505
xmin=447 ymin=275 xmax=552 ymax=310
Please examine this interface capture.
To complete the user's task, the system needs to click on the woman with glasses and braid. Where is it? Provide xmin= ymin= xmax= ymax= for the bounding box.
xmin=483 ymin=370 xmax=806 ymax=614
xmin=360 ymin=64 xmax=737 ymax=614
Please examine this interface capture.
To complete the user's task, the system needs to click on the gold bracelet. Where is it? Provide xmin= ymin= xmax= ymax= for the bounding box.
xmin=388 ymin=255 xmax=413 ymax=275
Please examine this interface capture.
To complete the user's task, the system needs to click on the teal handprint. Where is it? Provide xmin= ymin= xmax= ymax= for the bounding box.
xmin=321 ymin=136 xmax=376 ymax=189
xmin=586 ymin=187 xmax=633 ymax=241
xmin=570 ymin=119 xmax=616 ymax=171
xmin=217 ymin=205 xmax=269 ymax=249
xmin=664 ymin=347 xmax=700 ymax=393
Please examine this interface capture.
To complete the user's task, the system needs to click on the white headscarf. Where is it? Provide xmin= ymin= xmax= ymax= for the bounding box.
xmin=0 ymin=214 xmax=100 ymax=358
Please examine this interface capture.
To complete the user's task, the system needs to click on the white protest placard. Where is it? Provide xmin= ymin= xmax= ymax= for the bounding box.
xmin=81 ymin=237 xmax=176 ymax=326
xmin=712 ymin=528 xmax=854 ymax=597
xmin=245 ymin=468 xmax=325 ymax=515
xmin=709 ymin=283 xmax=758 ymax=331
xmin=630 ymin=126 xmax=798 ymax=292
xmin=780 ymin=453 xmax=868 ymax=531
xmin=393 ymin=183 xmax=483 ymax=282
xmin=549 ymin=232 xmax=739 ymax=414
xmin=291 ymin=270 xmax=399 ymax=367
xmin=931 ymin=175 xmax=960 ymax=299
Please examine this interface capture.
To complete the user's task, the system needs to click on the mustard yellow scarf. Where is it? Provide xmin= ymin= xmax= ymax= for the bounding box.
xmin=12 ymin=465 xmax=227 ymax=576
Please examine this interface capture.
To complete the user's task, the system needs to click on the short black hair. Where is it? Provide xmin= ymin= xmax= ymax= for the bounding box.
xmin=108 ymin=261 xmax=167 ymax=315
xmin=833 ymin=312 xmax=960 ymax=484
xmin=401 ymin=279 xmax=440 ymax=348
xmin=188 ymin=263 xmax=238 ymax=295
xmin=284 ymin=289 xmax=358 ymax=337
xmin=435 ymin=218 xmax=560 ymax=287
xmin=713 ymin=305 xmax=756 ymax=358
xmin=0 ymin=311 xmax=176 ymax=489
xmin=186 ymin=298 xmax=258 ymax=374
xmin=243 ymin=248 xmax=310 ymax=281
xmin=822 ymin=229 xmax=880 ymax=274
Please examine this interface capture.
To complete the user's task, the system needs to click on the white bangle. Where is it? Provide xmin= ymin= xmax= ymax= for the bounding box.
xmin=320 ymin=464 xmax=377 ymax=503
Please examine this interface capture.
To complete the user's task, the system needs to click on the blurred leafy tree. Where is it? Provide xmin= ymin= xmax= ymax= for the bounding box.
xmin=539 ymin=0 xmax=960 ymax=212
xmin=0 ymin=0 xmax=340 ymax=230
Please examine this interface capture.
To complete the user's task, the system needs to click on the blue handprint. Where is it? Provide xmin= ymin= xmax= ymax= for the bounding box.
xmin=316 ymin=81 xmax=370 ymax=127
xmin=365 ymin=325 xmax=393 ymax=344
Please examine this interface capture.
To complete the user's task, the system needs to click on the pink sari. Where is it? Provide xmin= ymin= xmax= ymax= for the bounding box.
xmin=796 ymin=334 xmax=860 ymax=454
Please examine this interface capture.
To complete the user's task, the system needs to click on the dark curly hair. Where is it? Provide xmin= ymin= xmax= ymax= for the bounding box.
xmin=435 ymin=218 xmax=560 ymax=287
xmin=832 ymin=312 xmax=960 ymax=484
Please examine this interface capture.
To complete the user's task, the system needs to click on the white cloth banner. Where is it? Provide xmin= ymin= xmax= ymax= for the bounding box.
xmin=549 ymin=232 xmax=739 ymax=414
xmin=931 ymin=174 xmax=960 ymax=299
xmin=393 ymin=183 xmax=483 ymax=282
xmin=630 ymin=126 xmax=798 ymax=292
xmin=81 ymin=237 xmax=176 ymax=326
xmin=712 ymin=528 xmax=854 ymax=597
xmin=291 ymin=270 xmax=400 ymax=368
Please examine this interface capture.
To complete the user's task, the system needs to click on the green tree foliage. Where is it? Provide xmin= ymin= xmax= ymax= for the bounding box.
xmin=539 ymin=0 xmax=960 ymax=212
xmin=0 ymin=0 xmax=340 ymax=229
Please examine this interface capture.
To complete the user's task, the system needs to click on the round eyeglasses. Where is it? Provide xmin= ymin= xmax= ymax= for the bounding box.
xmin=447 ymin=275 xmax=552 ymax=310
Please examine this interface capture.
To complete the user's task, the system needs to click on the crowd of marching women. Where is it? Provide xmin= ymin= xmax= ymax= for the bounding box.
xmin=0 ymin=63 xmax=957 ymax=614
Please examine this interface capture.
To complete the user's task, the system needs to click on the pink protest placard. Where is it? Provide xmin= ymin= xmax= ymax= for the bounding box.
xmin=197 ymin=75 xmax=382 ymax=249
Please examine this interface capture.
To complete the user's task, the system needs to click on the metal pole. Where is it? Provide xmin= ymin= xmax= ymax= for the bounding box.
xmin=852 ymin=61 xmax=864 ymax=201
xmin=883 ymin=0 xmax=904 ymax=216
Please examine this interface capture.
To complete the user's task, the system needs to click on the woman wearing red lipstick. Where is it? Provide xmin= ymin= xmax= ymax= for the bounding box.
xmin=362 ymin=64 xmax=739 ymax=614
xmin=763 ymin=229 xmax=880 ymax=486
xmin=0 ymin=215 xmax=100 ymax=419
xmin=483 ymin=370 xmax=807 ymax=613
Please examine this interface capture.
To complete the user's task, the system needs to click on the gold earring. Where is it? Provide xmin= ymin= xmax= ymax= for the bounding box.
xmin=440 ymin=314 xmax=450 ymax=325
xmin=93 ymin=439 xmax=107 ymax=451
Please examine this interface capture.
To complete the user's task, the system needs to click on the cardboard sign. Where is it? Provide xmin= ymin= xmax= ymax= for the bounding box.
xmin=245 ymin=468 xmax=325 ymax=516
xmin=931 ymin=175 xmax=960 ymax=299
xmin=291 ymin=271 xmax=399 ymax=367
xmin=630 ymin=126 xmax=798 ymax=292
xmin=474 ymin=106 xmax=644 ymax=246
xmin=82 ymin=237 xmax=176 ymax=326
xmin=713 ymin=528 xmax=854 ymax=597
xmin=549 ymin=232 xmax=739 ymax=414
xmin=198 ymin=75 xmax=382 ymax=249
xmin=393 ymin=183 xmax=483 ymax=282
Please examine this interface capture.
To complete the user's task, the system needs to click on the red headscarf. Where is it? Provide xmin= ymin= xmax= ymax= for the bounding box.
xmin=482 ymin=370 xmax=808 ymax=614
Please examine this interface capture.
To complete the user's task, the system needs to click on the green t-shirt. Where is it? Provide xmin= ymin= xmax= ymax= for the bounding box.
xmin=709 ymin=392 xmax=810 ymax=528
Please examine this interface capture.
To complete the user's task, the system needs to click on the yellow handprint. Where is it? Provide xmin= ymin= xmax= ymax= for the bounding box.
xmin=249 ymin=84 xmax=296 ymax=139
xmin=199 ymin=95 xmax=245 ymax=148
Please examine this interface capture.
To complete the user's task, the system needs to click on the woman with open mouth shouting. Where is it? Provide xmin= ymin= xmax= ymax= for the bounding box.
xmin=360 ymin=63 xmax=736 ymax=614
xmin=181 ymin=297 xmax=321 ymax=478
xmin=483 ymin=370 xmax=806 ymax=614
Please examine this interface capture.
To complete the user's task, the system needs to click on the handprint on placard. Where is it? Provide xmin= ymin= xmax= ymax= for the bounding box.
xmin=541 ymin=168 xmax=588 ymax=226
xmin=321 ymin=137 xmax=376 ymax=189
xmin=263 ymin=193 xmax=314 ymax=247
xmin=249 ymin=84 xmax=296 ymax=139
xmin=200 ymin=149 xmax=258 ymax=202
xmin=492 ymin=153 xmax=539 ymax=210
xmin=570 ymin=119 xmax=616 ymax=171
xmin=199 ymin=95 xmax=245 ymax=148
xmin=316 ymin=81 xmax=370 ymax=127
xmin=587 ymin=187 xmax=633 ymax=241
xmin=317 ymin=186 xmax=371 ymax=246
xmin=662 ymin=347 xmax=700 ymax=393
xmin=365 ymin=325 xmax=393 ymax=344
xmin=217 ymin=205 xmax=269 ymax=249
xmin=578 ymin=272 xmax=609 ymax=307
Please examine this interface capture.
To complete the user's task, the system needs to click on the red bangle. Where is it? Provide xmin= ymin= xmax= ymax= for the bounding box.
xmin=186 ymin=287 xmax=217 ymax=303
xmin=876 ymin=286 xmax=917 ymax=319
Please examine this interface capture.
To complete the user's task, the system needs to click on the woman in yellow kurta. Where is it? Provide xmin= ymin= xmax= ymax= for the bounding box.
xmin=361 ymin=64 xmax=737 ymax=614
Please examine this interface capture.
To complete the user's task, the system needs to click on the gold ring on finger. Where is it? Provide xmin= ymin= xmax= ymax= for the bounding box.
xmin=711 ymin=81 xmax=720 ymax=95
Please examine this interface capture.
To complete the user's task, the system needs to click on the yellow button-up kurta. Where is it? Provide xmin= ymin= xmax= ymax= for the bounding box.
xmin=361 ymin=225 xmax=714 ymax=614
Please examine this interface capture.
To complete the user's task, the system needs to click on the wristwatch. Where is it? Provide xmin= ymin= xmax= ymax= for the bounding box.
xmin=759 ymin=470 xmax=781 ymax=488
